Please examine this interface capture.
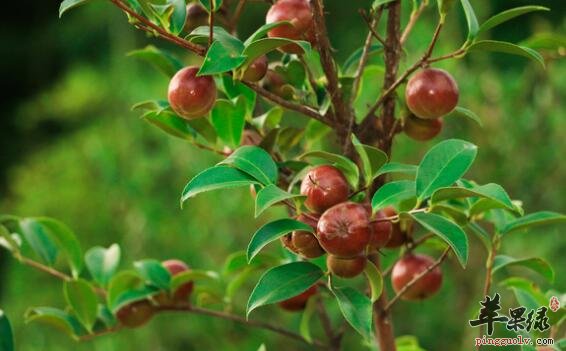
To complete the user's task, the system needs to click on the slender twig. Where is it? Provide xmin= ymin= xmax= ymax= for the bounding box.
xmin=407 ymin=233 xmax=434 ymax=251
xmin=360 ymin=10 xmax=387 ymax=48
xmin=400 ymin=1 xmax=427 ymax=45
xmin=191 ymin=140 xmax=231 ymax=156
xmin=369 ymin=208 xmax=427 ymax=224
xmin=370 ymin=253 xmax=397 ymax=351
xmin=383 ymin=247 xmax=450 ymax=312
xmin=208 ymin=3 xmax=215 ymax=46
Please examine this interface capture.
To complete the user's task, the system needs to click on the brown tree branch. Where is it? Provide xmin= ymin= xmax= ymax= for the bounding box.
xmin=369 ymin=253 xmax=397 ymax=351
xmin=360 ymin=10 xmax=387 ymax=48
xmin=400 ymin=0 xmax=427 ymax=45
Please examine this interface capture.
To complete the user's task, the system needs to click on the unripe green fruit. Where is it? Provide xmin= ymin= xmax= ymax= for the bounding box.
xmin=327 ymin=255 xmax=367 ymax=278
xmin=391 ymin=254 xmax=443 ymax=300
xmin=405 ymin=68 xmax=459 ymax=119
xmin=168 ymin=66 xmax=216 ymax=120
xmin=278 ymin=285 xmax=317 ymax=311
xmin=116 ymin=301 xmax=155 ymax=328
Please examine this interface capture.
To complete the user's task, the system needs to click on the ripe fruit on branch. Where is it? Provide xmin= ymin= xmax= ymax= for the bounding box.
xmin=391 ymin=254 xmax=443 ymax=300
xmin=168 ymin=66 xmax=216 ymax=120
xmin=317 ymin=202 xmax=370 ymax=258
xmin=368 ymin=208 xmax=392 ymax=250
xmin=242 ymin=56 xmax=268 ymax=82
xmin=162 ymin=259 xmax=194 ymax=301
xmin=278 ymin=285 xmax=317 ymax=311
xmin=300 ymin=165 xmax=349 ymax=214
xmin=116 ymin=300 xmax=155 ymax=328
xmin=403 ymin=113 xmax=443 ymax=141
xmin=280 ymin=233 xmax=300 ymax=254
xmin=184 ymin=3 xmax=209 ymax=33
xmin=382 ymin=206 xmax=410 ymax=248
xmin=405 ymin=68 xmax=459 ymax=119
xmin=327 ymin=255 xmax=367 ymax=278
xmin=262 ymin=70 xmax=294 ymax=100
xmin=266 ymin=0 xmax=313 ymax=54
xmin=291 ymin=214 xmax=325 ymax=258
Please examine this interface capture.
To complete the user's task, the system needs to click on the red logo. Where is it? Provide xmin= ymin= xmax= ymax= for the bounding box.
xmin=550 ymin=296 xmax=560 ymax=313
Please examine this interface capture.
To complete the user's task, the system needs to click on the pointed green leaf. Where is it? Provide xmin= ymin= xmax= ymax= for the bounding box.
xmin=460 ymin=0 xmax=479 ymax=40
xmin=181 ymin=166 xmax=259 ymax=204
xmin=64 ymin=279 xmax=98 ymax=332
xmin=371 ymin=181 xmax=416 ymax=212
xmin=448 ymin=106 xmax=483 ymax=127
xmin=25 ymin=307 xmax=84 ymax=338
xmin=410 ymin=212 xmax=468 ymax=267
xmin=416 ymin=139 xmax=478 ymax=201
xmin=142 ymin=110 xmax=195 ymax=140
xmin=127 ymin=45 xmax=184 ymax=77
xmin=375 ymin=162 xmax=418 ymax=178
xmin=351 ymin=135 xmax=388 ymax=187
xmin=85 ymin=244 xmax=121 ymax=287
xmin=211 ymin=98 xmax=247 ymax=148
xmin=478 ymin=6 xmax=549 ymax=36
xmin=59 ymin=0 xmax=91 ymax=17
xmin=171 ymin=270 xmax=220 ymax=293
xmin=492 ymin=255 xmax=554 ymax=283
xmin=364 ymin=260 xmax=383 ymax=302
xmin=244 ymin=22 xmax=290 ymax=45
xmin=255 ymin=185 xmax=303 ymax=217
xmin=431 ymin=183 xmax=514 ymax=211
xmin=247 ymin=262 xmax=322 ymax=317
xmin=247 ymin=219 xmax=313 ymax=263
xmin=0 ymin=310 xmax=13 ymax=351
xmin=134 ymin=259 xmax=172 ymax=290
xmin=199 ymin=41 xmax=246 ymax=75
xmin=199 ymin=0 xmax=223 ymax=12
xmin=467 ymin=40 xmax=545 ymax=68
xmin=330 ymin=282 xmax=372 ymax=339
xmin=241 ymin=38 xmax=310 ymax=70
xmin=168 ymin=0 xmax=186 ymax=35
xmin=220 ymin=146 xmax=278 ymax=185
xmin=300 ymin=151 xmax=360 ymax=189
xmin=107 ymin=271 xmax=144 ymax=309
xmin=501 ymin=211 xmax=566 ymax=235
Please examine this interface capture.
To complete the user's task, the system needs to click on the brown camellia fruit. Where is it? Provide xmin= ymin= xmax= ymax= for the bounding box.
xmin=168 ymin=66 xmax=216 ymax=120
xmin=368 ymin=209 xmax=393 ymax=250
xmin=184 ymin=3 xmax=209 ymax=33
xmin=405 ymin=68 xmax=459 ymax=119
xmin=280 ymin=233 xmax=300 ymax=254
xmin=317 ymin=202 xmax=370 ymax=257
xmin=116 ymin=300 xmax=155 ymax=328
xmin=242 ymin=55 xmax=269 ymax=82
xmin=278 ymin=285 xmax=317 ymax=311
xmin=327 ymin=255 xmax=367 ymax=278
xmin=404 ymin=113 xmax=443 ymax=141
xmin=391 ymin=254 xmax=443 ymax=300
xmin=162 ymin=259 xmax=194 ymax=301
xmin=300 ymin=165 xmax=349 ymax=214
xmin=266 ymin=0 xmax=313 ymax=54
xmin=382 ymin=206 xmax=410 ymax=248
xmin=291 ymin=214 xmax=325 ymax=258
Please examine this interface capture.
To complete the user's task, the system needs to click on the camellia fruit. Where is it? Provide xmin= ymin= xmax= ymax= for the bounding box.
xmin=162 ymin=259 xmax=194 ymax=301
xmin=116 ymin=300 xmax=155 ymax=328
xmin=278 ymin=285 xmax=317 ymax=311
xmin=391 ymin=254 xmax=443 ymax=300
xmin=368 ymin=208 xmax=393 ymax=250
xmin=168 ymin=66 xmax=216 ymax=120
xmin=291 ymin=214 xmax=325 ymax=258
xmin=382 ymin=206 xmax=410 ymax=248
xmin=326 ymin=255 xmax=367 ymax=278
xmin=317 ymin=202 xmax=370 ymax=257
xmin=266 ymin=0 xmax=313 ymax=54
xmin=280 ymin=233 xmax=300 ymax=255
xmin=242 ymin=55 xmax=269 ymax=82
xmin=405 ymin=68 xmax=459 ymax=119
xmin=300 ymin=165 xmax=349 ymax=213
xmin=183 ymin=3 xmax=209 ymax=33
xmin=404 ymin=113 xmax=443 ymax=141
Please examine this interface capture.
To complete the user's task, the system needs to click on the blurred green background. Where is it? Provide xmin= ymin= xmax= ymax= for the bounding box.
xmin=0 ymin=0 xmax=564 ymax=350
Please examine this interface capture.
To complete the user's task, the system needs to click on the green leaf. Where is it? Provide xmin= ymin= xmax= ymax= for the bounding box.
xmin=478 ymin=6 xmax=549 ymax=36
xmin=189 ymin=26 xmax=244 ymax=55
xmin=467 ymin=222 xmax=492 ymax=251
xmin=353 ymin=65 xmax=385 ymax=122
xmin=244 ymin=22 xmax=290 ymax=45
xmin=127 ymin=45 xmax=184 ymax=77
xmin=247 ymin=219 xmax=313 ymax=263
xmin=142 ymin=109 xmax=195 ymax=140
xmin=64 ymin=279 xmax=98 ymax=332
xmin=416 ymin=139 xmax=478 ymax=202
xmin=255 ymin=185 xmax=303 ymax=217
xmin=520 ymin=32 xmax=566 ymax=51
xmin=371 ymin=181 xmax=416 ymax=212
xmin=134 ymin=259 xmax=172 ymax=290
xmin=85 ymin=244 xmax=121 ymax=287
xmin=199 ymin=0 xmax=223 ymax=12
xmin=492 ymin=255 xmax=554 ymax=283
xmin=111 ymin=286 xmax=160 ymax=313
xmin=396 ymin=335 xmax=427 ymax=351
xmin=300 ymin=151 xmax=360 ymax=189
xmin=247 ymin=262 xmax=323 ymax=317
xmin=410 ymin=212 xmax=469 ymax=267
xmin=210 ymin=97 xmax=247 ymax=148
xmin=501 ymin=211 xmax=566 ymax=235
xmin=199 ymin=41 xmax=246 ymax=76
xmin=25 ymin=307 xmax=84 ymax=338
xmin=299 ymin=298 xmax=317 ymax=344
xmin=448 ymin=106 xmax=483 ymax=127
xmin=330 ymin=282 xmax=372 ymax=339
xmin=0 ymin=310 xmax=13 ymax=351
xmin=181 ymin=166 xmax=259 ymax=204
xmin=223 ymin=251 xmax=279 ymax=275
xmin=364 ymin=260 xmax=383 ymax=302
xmin=343 ymin=44 xmax=383 ymax=74
xmin=219 ymin=146 xmax=278 ymax=185
xmin=59 ymin=0 xmax=91 ymax=17
xmin=431 ymin=183 xmax=514 ymax=211
xmin=107 ymin=271 xmax=144 ymax=309
xmin=252 ymin=107 xmax=283 ymax=132
xmin=167 ymin=0 xmax=186 ymax=35
xmin=375 ymin=162 xmax=418 ymax=178
xmin=351 ymin=135 xmax=388 ymax=187
xmin=241 ymin=38 xmax=310 ymax=72
xmin=221 ymin=75 xmax=257 ymax=116
xmin=466 ymin=40 xmax=545 ymax=68
xmin=499 ymin=277 xmax=547 ymax=311
xmin=19 ymin=218 xmax=83 ymax=277
xmin=460 ymin=0 xmax=479 ymax=40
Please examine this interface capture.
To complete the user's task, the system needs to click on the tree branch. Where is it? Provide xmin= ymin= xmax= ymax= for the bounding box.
xmin=400 ymin=0 xmax=427 ymax=45
xmin=369 ymin=253 xmax=397 ymax=351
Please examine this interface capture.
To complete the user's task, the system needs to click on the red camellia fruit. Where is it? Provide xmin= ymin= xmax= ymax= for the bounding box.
xmin=280 ymin=233 xmax=300 ymax=254
xmin=300 ymin=165 xmax=349 ymax=213
xmin=391 ymin=254 xmax=443 ymax=300
xmin=404 ymin=113 xmax=443 ymax=141
xmin=278 ymin=285 xmax=318 ymax=311
xmin=382 ymin=206 xmax=410 ymax=248
xmin=116 ymin=300 xmax=155 ymax=328
xmin=242 ymin=55 xmax=269 ymax=82
xmin=184 ymin=3 xmax=209 ymax=33
xmin=327 ymin=255 xmax=367 ymax=278
xmin=168 ymin=66 xmax=216 ymax=120
xmin=291 ymin=214 xmax=325 ymax=258
xmin=266 ymin=0 xmax=313 ymax=53
xmin=162 ymin=259 xmax=194 ymax=301
xmin=405 ymin=68 xmax=459 ymax=119
xmin=368 ymin=209 xmax=393 ymax=250
xmin=317 ymin=202 xmax=370 ymax=257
